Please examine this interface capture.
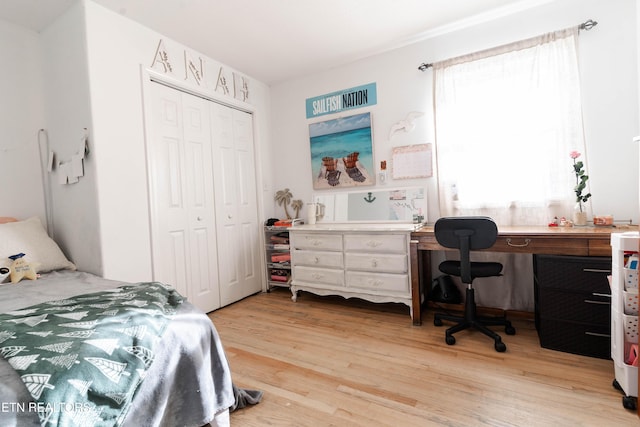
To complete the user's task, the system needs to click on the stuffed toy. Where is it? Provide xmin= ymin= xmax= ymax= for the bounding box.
xmin=8 ymin=253 xmax=37 ymax=284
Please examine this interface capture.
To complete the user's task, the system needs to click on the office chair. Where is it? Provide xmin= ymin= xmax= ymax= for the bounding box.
xmin=433 ymin=216 xmax=516 ymax=352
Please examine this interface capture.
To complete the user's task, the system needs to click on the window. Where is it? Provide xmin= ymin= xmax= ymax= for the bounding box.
xmin=434 ymin=28 xmax=586 ymax=225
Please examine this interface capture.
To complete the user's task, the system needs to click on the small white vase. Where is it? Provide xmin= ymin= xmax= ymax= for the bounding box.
xmin=573 ymin=203 xmax=588 ymax=226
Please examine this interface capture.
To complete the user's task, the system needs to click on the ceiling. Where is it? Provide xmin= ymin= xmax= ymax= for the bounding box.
xmin=0 ymin=0 xmax=554 ymax=85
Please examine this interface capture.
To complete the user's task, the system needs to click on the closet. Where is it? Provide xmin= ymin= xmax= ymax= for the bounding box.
xmin=144 ymin=81 xmax=260 ymax=313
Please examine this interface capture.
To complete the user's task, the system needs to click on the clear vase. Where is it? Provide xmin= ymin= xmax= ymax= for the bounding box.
xmin=573 ymin=202 xmax=588 ymax=226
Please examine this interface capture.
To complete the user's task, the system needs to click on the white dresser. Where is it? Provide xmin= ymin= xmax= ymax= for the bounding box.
xmin=289 ymin=223 xmax=417 ymax=319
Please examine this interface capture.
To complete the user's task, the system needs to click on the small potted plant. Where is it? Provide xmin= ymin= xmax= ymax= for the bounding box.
xmin=570 ymin=151 xmax=591 ymax=225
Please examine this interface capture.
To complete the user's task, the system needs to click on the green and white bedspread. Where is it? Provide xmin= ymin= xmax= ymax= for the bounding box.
xmin=0 ymin=282 xmax=183 ymax=426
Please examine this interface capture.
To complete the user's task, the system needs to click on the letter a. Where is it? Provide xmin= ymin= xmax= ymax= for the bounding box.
xmin=215 ymin=67 xmax=230 ymax=95
xmin=150 ymin=40 xmax=173 ymax=74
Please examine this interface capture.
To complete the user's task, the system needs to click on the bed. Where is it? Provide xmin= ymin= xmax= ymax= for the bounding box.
xmin=0 ymin=217 xmax=237 ymax=427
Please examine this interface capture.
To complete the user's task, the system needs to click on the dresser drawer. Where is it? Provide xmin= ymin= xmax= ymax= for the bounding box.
xmin=345 ymin=253 xmax=407 ymax=274
xmin=346 ymin=271 xmax=409 ymax=294
xmin=534 ymin=255 xmax=611 ymax=292
xmin=537 ymin=287 xmax=611 ymax=324
xmin=293 ymin=266 xmax=344 ymax=287
xmin=291 ymin=233 xmax=343 ymax=251
xmin=344 ymin=233 xmax=407 ymax=253
xmin=293 ymin=250 xmax=343 ymax=268
xmin=494 ymin=236 xmax=588 ymax=256
xmin=538 ymin=317 xmax=610 ymax=359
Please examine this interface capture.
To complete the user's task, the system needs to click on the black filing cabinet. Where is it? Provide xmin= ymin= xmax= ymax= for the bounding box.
xmin=534 ymin=255 xmax=612 ymax=359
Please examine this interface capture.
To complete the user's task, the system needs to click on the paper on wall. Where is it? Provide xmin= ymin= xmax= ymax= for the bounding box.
xmin=71 ymin=154 xmax=84 ymax=178
xmin=58 ymin=163 xmax=68 ymax=185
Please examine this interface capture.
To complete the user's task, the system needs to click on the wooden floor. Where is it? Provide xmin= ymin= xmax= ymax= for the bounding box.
xmin=209 ymin=288 xmax=637 ymax=426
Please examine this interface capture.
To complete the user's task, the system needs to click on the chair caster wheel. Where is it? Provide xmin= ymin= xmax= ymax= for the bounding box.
xmin=445 ymin=335 xmax=456 ymax=345
xmin=505 ymin=325 xmax=516 ymax=335
xmin=495 ymin=341 xmax=506 ymax=352
xmin=434 ymin=318 xmax=443 ymax=327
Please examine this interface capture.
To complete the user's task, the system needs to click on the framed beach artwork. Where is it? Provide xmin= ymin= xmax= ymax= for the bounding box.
xmin=309 ymin=112 xmax=375 ymax=190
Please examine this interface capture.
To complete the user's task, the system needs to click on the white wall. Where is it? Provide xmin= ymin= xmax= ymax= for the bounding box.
xmin=38 ymin=0 xmax=272 ymax=282
xmin=40 ymin=1 xmax=101 ymax=274
xmin=270 ymin=0 xmax=640 ymax=225
xmin=0 ymin=20 xmax=46 ymax=223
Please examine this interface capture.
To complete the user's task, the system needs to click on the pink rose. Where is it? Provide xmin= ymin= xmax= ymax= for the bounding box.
xmin=569 ymin=151 xmax=580 ymax=159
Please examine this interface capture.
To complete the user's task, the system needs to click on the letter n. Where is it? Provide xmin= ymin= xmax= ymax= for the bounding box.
xmin=184 ymin=51 xmax=203 ymax=85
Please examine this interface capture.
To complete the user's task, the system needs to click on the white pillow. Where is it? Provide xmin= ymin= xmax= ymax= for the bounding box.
xmin=0 ymin=217 xmax=76 ymax=273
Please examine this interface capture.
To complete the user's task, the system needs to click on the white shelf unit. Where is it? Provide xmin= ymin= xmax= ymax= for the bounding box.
xmin=611 ymin=231 xmax=639 ymax=408
xmin=264 ymin=226 xmax=292 ymax=290
xmin=264 ymin=219 xmax=304 ymax=291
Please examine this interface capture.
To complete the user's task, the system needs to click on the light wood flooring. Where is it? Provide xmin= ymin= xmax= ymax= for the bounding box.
xmin=208 ymin=288 xmax=637 ymax=426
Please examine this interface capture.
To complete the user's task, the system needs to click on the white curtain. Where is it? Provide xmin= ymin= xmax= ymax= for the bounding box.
xmin=433 ymin=27 xmax=588 ymax=311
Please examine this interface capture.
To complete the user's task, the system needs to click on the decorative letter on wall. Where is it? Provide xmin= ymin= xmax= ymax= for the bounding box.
xmin=233 ymin=73 xmax=250 ymax=102
xmin=215 ymin=68 xmax=230 ymax=95
xmin=150 ymin=39 xmax=173 ymax=74
xmin=184 ymin=52 xmax=203 ymax=85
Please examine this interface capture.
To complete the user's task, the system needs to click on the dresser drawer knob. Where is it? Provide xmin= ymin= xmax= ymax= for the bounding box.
xmin=506 ymin=238 xmax=531 ymax=247
xmin=366 ymin=240 xmax=382 ymax=248
xmin=313 ymin=257 xmax=319 ymax=264
xmin=371 ymin=259 xmax=378 ymax=267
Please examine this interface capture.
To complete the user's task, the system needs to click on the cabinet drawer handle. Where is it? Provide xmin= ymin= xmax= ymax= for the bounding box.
xmin=366 ymin=240 xmax=383 ymax=248
xmin=367 ymin=279 xmax=383 ymax=287
xmin=583 ymin=268 xmax=611 ymax=273
xmin=592 ymin=292 xmax=611 ymax=298
xmin=506 ymin=238 xmax=531 ymax=247
xmin=584 ymin=299 xmax=610 ymax=305
xmin=371 ymin=259 xmax=378 ymax=268
xmin=313 ymin=257 xmax=319 ymax=264
xmin=584 ymin=331 xmax=610 ymax=338
xmin=311 ymin=273 xmax=324 ymax=280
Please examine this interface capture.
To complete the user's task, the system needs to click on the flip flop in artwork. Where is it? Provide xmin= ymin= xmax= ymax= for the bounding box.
xmin=343 ymin=152 xmax=366 ymax=182
xmin=345 ymin=167 xmax=365 ymax=182
xmin=326 ymin=170 xmax=341 ymax=186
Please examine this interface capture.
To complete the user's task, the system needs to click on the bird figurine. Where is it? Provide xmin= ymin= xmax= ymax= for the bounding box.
xmin=389 ymin=111 xmax=425 ymax=139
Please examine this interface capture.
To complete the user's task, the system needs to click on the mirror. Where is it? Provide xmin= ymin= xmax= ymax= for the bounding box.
xmin=314 ymin=187 xmax=426 ymax=223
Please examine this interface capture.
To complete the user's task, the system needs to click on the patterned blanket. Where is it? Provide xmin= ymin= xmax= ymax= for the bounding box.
xmin=0 ymin=282 xmax=183 ymax=427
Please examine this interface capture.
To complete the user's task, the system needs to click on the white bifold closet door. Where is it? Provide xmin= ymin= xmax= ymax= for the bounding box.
xmin=210 ymin=103 xmax=261 ymax=307
xmin=145 ymin=81 xmax=260 ymax=313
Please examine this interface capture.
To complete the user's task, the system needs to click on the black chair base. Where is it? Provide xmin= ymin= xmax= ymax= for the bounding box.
xmin=434 ymin=287 xmax=515 ymax=352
